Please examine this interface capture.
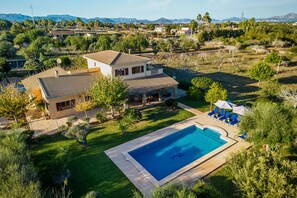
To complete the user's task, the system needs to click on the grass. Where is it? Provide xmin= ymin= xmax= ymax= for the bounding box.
xmin=30 ymin=105 xmax=194 ymax=198
xmin=177 ymin=96 xmax=210 ymax=112
xmin=206 ymin=167 xmax=239 ymax=198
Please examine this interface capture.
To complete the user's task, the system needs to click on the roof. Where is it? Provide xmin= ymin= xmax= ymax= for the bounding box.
xmin=38 ymin=74 xmax=95 ymax=100
xmin=83 ymin=50 xmax=150 ymax=66
xmin=22 ymin=67 xmax=68 ymax=91
xmin=38 ymin=72 xmax=178 ymax=100
xmin=126 ymin=73 xmax=179 ymax=93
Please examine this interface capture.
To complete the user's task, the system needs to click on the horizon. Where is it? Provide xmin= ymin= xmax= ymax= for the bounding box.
xmin=0 ymin=0 xmax=297 ymax=20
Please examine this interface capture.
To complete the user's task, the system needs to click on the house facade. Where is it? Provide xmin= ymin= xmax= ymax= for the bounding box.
xmin=23 ymin=50 xmax=178 ymax=119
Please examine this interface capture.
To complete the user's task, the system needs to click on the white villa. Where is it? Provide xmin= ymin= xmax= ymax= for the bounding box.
xmin=22 ymin=50 xmax=178 ymax=119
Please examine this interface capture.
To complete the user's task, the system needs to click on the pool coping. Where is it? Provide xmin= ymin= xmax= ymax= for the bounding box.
xmin=121 ymin=121 xmax=237 ymax=187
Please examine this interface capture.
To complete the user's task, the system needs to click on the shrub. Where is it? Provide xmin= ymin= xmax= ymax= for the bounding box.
xmin=226 ymin=148 xmax=297 ymax=198
xmin=165 ymin=98 xmax=178 ymax=110
xmin=58 ymin=56 xmax=71 ymax=68
xmin=85 ymin=191 xmax=101 ymax=198
xmin=123 ymin=108 xmax=142 ymax=121
xmin=260 ymin=80 xmax=281 ymax=101
xmin=187 ymin=86 xmax=203 ymax=100
xmin=289 ymin=46 xmax=297 ymax=54
xmin=191 ymin=77 xmax=214 ymax=90
xmin=96 ymin=112 xmax=107 ymax=123
xmin=240 ymin=102 xmax=295 ymax=145
xmin=249 ymin=62 xmax=276 ymax=82
xmin=265 ymin=51 xmax=282 ymax=64
xmin=23 ymin=59 xmax=40 ymax=70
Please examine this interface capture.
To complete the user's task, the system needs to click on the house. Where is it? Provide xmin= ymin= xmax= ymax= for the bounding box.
xmin=154 ymin=27 xmax=165 ymax=33
xmin=177 ymin=27 xmax=191 ymax=35
xmin=23 ymin=51 xmax=178 ymax=119
xmin=21 ymin=67 xmax=69 ymax=101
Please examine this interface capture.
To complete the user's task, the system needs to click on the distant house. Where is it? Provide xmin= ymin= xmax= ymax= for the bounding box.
xmin=154 ymin=27 xmax=165 ymax=33
xmin=50 ymin=29 xmax=75 ymax=39
xmin=177 ymin=27 xmax=191 ymax=35
xmin=22 ymin=51 xmax=178 ymax=119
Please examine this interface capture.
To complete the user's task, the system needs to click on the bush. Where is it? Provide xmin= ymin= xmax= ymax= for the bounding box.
xmin=265 ymin=51 xmax=282 ymax=64
xmin=0 ymin=130 xmax=42 ymax=197
xmin=249 ymin=62 xmax=276 ymax=82
xmin=240 ymin=102 xmax=295 ymax=145
xmin=96 ymin=112 xmax=107 ymax=123
xmin=226 ymin=148 xmax=297 ymax=198
xmin=165 ymin=98 xmax=178 ymax=110
xmin=260 ymin=80 xmax=281 ymax=101
xmin=289 ymin=46 xmax=297 ymax=54
xmin=123 ymin=108 xmax=142 ymax=121
xmin=187 ymin=86 xmax=203 ymax=100
xmin=191 ymin=77 xmax=214 ymax=90
xmin=23 ymin=59 xmax=40 ymax=70
xmin=58 ymin=56 xmax=71 ymax=68
xmin=85 ymin=191 xmax=101 ymax=198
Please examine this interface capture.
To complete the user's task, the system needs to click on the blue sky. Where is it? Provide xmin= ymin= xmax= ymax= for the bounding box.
xmin=0 ymin=0 xmax=296 ymax=20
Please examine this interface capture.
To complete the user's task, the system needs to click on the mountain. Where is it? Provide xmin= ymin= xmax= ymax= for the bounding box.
xmin=0 ymin=13 xmax=296 ymax=23
xmin=264 ymin=13 xmax=297 ymax=22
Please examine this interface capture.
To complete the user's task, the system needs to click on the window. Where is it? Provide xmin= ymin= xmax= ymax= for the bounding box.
xmin=115 ymin=68 xmax=129 ymax=77
xmin=94 ymin=62 xmax=96 ymax=66
xmin=56 ymin=99 xmax=75 ymax=111
xmin=85 ymin=96 xmax=91 ymax=102
xmin=132 ymin=66 xmax=144 ymax=74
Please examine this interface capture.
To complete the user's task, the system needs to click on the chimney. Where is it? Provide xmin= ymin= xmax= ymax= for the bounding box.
xmin=54 ymin=70 xmax=59 ymax=77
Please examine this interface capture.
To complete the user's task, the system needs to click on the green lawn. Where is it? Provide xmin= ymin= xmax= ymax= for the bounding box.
xmin=177 ymin=96 xmax=210 ymax=112
xmin=30 ymin=106 xmax=194 ymax=198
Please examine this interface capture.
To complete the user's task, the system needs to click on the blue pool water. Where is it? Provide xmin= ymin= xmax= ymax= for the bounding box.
xmin=129 ymin=125 xmax=227 ymax=181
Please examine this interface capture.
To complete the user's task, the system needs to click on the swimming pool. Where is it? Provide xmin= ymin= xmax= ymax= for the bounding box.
xmin=128 ymin=125 xmax=227 ymax=181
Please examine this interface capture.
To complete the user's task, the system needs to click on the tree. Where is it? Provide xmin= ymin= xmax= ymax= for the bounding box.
xmin=260 ymin=80 xmax=280 ymax=101
xmin=90 ymin=76 xmax=128 ymax=117
xmin=189 ymin=20 xmax=198 ymax=34
xmin=265 ymin=51 xmax=283 ymax=73
xmin=226 ymin=148 xmax=297 ymax=198
xmin=76 ymin=17 xmax=85 ymax=28
xmin=95 ymin=35 xmax=111 ymax=51
xmin=249 ymin=62 xmax=276 ymax=82
xmin=197 ymin=14 xmax=202 ymax=26
xmin=64 ymin=123 xmax=90 ymax=147
xmin=164 ymin=98 xmax=178 ymax=110
xmin=0 ymin=130 xmax=42 ymax=198
xmin=0 ymin=57 xmax=11 ymax=74
xmin=13 ymin=33 xmax=30 ymax=46
xmin=202 ymin=12 xmax=212 ymax=24
xmin=205 ymin=82 xmax=227 ymax=110
xmin=0 ymin=41 xmax=16 ymax=58
xmin=23 ymin=59 xmax=40 ymax=70
xmin=240 ymin=102 xmax=295 ymax=145
xmin=279 ymin=89 xmax=297 ymax=108
xmin=0 ymin=86 xmax=30 ymax=123
xmin=188 ymin=77 xmax=214 ymax=100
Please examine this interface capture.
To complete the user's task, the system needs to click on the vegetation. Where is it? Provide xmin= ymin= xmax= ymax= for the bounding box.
xmin=90 ymin=76 xmax=129 ymax=117
xmin=164 ymin=98 xmax=178 ymax=110
xmin=0 ymin=130 xmax=42 ymax=197
xmin=260 ymin=80 xmax=281 ymax=101
xmin=31 ymin=106 xmax=194 ymax=197
xmin=249 ymin=62 xmax=276 ymax=82
xmin=188 ymin=77 xmax=214 ymax=100
xmin=0 ymin=85 xmax=30 ymax=122
xmin=205 ymin=82 xmax=228 ymax=110
xmin=240 ymin=102 xmax=296 ymax=145
xmin=226 ymin=148 xmax=297 ymax=198
xmin=133 ymin=181 xmax=221 ymax=198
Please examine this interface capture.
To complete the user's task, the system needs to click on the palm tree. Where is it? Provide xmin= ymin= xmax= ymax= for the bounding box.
xmin=197 ymin=14 xmax=202 ymax=30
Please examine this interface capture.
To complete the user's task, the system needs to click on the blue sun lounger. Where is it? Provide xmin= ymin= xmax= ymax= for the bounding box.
xmin=214 ymin=109 xmax=225 ymax=118
xmin=208 ymin=107 xmax=219 ymax=116
xmin=230 ymin=118 xmax=239 ymax=126
xmin=219 ymin=111 xmax=230 ymax=121
xmin=225 ymin=113 xmax=237 ymax=123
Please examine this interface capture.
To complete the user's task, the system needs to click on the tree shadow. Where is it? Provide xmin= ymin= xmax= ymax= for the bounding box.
xmin=278 ymin=76 xmax=297 ymax=85
xmin=208 ymin=175 xmax=240 ymax=198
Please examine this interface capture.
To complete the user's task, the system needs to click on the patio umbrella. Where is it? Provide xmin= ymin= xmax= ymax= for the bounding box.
xmin=214 ymin=100 xmax=235 ymax=110
xmin=232 ymin=105 xmax=249 ymax=115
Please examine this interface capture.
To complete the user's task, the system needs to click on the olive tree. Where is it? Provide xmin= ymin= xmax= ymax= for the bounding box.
xmin=64 ymin=123 xmax=90 ymax=147
xmin=240 ymin=102 xmax=295 ymax=145
xmin=90 ymin=76 xmax=128 ymax=118
xmin=227 ymin=148 xmax=297 ymax=198
xmin=0 ymin=85 xmax=30 ymax=123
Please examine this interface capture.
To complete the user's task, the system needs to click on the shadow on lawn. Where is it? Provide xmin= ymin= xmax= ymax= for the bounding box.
xmin=278 ymin=75 xmax=297 ymax=85
xmin=208 ymin=175 xmax=240 ymax=198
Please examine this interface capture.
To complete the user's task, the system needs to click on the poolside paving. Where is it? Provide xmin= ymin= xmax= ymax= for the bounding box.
xmin=105 ymin=107 xmax=251 ymax=197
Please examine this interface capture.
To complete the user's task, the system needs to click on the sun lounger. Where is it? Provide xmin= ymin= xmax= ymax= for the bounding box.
xmin=214 ymin=109 xmax=225 ymax=118
xmin=219 ymin=111 xmax=230 ymax=121
xmin=230 ymin=118 xmax=239 ymax=126
xmin=208 ymin=107 xmax=219 ymax=116
xmin=225 ymin=113 xmax=237 ymax=123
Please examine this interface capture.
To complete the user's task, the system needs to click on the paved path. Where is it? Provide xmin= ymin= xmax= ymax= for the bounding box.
xmin=178 ymin=102 xmax=203 ymax=115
